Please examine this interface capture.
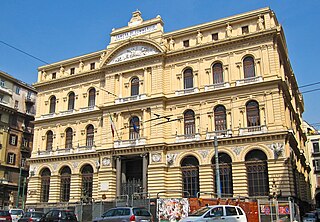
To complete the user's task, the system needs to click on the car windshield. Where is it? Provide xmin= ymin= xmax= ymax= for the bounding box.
xmin=0 ymin=211 xmax=10 ymax=216
xmin=189 ymin=207 xmax=210 ymax=216
xmin=305 ymin=213 xmax=316 ymax=218
xmin=61 ymin=211 xmax=76 ymax=220
xmin=11 ymin=210 xmax=23 ymax=215
xmin=32 ymin=213 xmax=44 ymax=218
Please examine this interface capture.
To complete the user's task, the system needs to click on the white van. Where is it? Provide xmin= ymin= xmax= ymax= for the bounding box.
xmin=9 ymin=209 xmax=24 ymax=222
xmin=180 ymin=205 xmax=247 ymax=222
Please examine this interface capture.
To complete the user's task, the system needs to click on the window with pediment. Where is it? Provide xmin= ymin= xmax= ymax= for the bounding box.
xmin=183 ymin=69 xmax=193 ymax=89
xmin=65 ymin=128 xmax=73 ymax=149
xmin=68 ymin=92 xmax=75 ymax=110
xmin=214 ymin=105 xmax=227 ymax=131
xmin=86 ymin=124 xmax=94 ymax=147
xmin=131 ymin=77 xmax=139 ymax=96
xmin=46 ymin=130 xmax=53 ymax=151
xmin=129 ymin=116 xmax=140 ymax=139
xmin=184 ymin=110 xmax=195 ymax=135
xmin=246 ymin=100 xmax=260 ymax=127
xmin=212 ymin=63 xmax=223 ymax=84
xmin=88 ymin=88 xmax=96 ymax=107
xmin=49 ymin=96 xmax=56 ymax=114
xmin=243 ymin=56 xmax=255 ymax=78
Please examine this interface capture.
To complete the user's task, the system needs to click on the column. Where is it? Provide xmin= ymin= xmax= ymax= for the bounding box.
xmin=143 ymin=68 xmax=148 ymax=95
xmin=116 ymin=157 xmax=121 ymax=196
xmin=142 ymin=153 xmax=148 ymax=192
xmin=119 ymin=73 xmax=123 ymax=98
xmin=48 ymin=175 xmax=60 ymax=203
xmin=194 ymin=71 xmax=198 ymax=89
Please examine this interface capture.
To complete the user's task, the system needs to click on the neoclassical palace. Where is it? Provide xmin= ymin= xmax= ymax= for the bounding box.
xmin=26 ymin=8 xmax=311 ymax=208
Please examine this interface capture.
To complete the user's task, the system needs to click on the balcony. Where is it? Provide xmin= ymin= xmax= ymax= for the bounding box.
xmin=40 ymin=113 xmax=55 ymax=119
xmin=60 ymin=109 xmax=75 ymax=116
xmin=20 ymin=145 xmax=31 ymax=153
xmin=37 ymin=150 xmax=53 ymax=156
xmin=56 ymin=148 xmax=73 ymax=155
xmin=175 ymin=87 xmax=199 ymax=96
xmin=37 ymin=145 xmax=95 ymax=157
xmin=0 ymin=86 xmax=12 ymax=95
xmin=239 ymin=125 xmax=267 ymax=136
xmin=79 ymin=106 xmax=97 ymax=113
xmin=206 ymin=129 xmax=232 ymax=139
xmin=76 ymin=145 xmax=95 ymax=153
xmin=205 ymin=82 xmax=230 ymax=92
xmin=236 ymin=76 xmax=263 ymax=86
xmin=115 ymin=94 xmax=147 ymax=104
xmin=25 ymin=97 xmax=35 ymax=104
xmin=176 ymin=133 xmax=201 ymax=143
xmin=114 ymin=138 xmax=146 ymax=148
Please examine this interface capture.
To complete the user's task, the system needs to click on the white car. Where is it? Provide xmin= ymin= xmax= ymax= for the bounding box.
xmin=9 ymin=209 xmax=24 ymax=222
xmin=180 ymin=205 xmax=247 ymax=222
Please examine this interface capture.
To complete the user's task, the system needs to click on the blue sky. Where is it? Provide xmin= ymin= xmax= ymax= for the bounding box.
xmin=0 ymin=0 xmax=319 ymax=126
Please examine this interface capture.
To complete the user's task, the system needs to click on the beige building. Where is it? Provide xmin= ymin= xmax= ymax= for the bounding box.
xmin=303 ymin=121 xmax=320 ymax=208
xmin=0 ymin=70 xmax=36 ymax=209
xmin=27 ymin=8 xmax=311 ymax=210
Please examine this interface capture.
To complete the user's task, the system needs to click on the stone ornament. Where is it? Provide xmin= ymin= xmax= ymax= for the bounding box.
xmin=196 ymin=30 xmax=203 ymax=45
xmin=169 ymin=37 xmax=175 ymax=51
xmin=167 ymin=153 xmax=177 ymax=165
xmin=198 ymin=150 xmax=209 ymax=158
xmin=102 ymin=157 xmax=111 ymax=166
xmin=109 ymin=45 xmax=159 ymax=65
xmin=152 ymin=153 xmax=161 ymax=162
xmin=270 ymin=143 xmax=284 ymax=159
xmin=226 ymin=23 xmax=233 ymax=37
xmin=72 ymin=161 xmax=79 ymax=169
xmin=232 ymin=146 xmax=244 ymax=156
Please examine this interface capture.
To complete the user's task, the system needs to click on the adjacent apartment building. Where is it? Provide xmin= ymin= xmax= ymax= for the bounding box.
xmin=0 ymin=70 xmax=36 ymax=209
xmin=26 ymin=8 xmax=311 ymax=209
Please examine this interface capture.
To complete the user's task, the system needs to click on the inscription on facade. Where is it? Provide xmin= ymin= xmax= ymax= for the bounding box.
xmin=114 ymin=24 xmax=157 ymax=41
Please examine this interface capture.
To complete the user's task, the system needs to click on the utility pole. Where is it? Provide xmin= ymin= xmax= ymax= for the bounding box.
xmin=214 ymin=136 xmax=221 ymax=198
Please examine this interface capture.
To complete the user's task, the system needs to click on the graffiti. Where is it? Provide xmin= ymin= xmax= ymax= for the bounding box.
xmin=157 ymin=198 xmax=189 ymax=222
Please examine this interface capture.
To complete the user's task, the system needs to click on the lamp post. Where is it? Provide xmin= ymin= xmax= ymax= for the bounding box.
xmin=214 ymin=136 xmax=221 ymax=198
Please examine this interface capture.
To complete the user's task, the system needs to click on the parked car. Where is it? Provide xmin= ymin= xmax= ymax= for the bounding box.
xmin=93 ymin=207 xmax=153 ymax=222
xmin=9 ymin=209 xmax=24 ymax=222
xmin=303 ymin=212 xmax=318 ymax=222
xmin=0 ymin=210 xmax=12 ymax=222
xmin=40 ymin=210 xmax=77 ymax=222
xmin=180 ymin=205 xmax=247 ymax=222
xmin=18 ymin=211 xmax=44 ymax=222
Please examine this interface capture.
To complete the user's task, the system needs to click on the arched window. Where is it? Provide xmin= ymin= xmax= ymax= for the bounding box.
xmin=86 ymin=125 xmax=94 ymax=147
xmin=131 ymin=77 xmax=139 ymax=96
xmin=60 ymin=166 xmax=71 ymax=202
xmin=68 ymin=92 xmax=75 ymax=110
xmin=243 ymin=56 xmax=255 ymax=78
xmin=40 ymin=168 xmax=51 ymax=202
xmin=246 ymin=101 xmax=260 ymax=127
xmin=212 ymin=63 xmax=223 ymax=84
xmin=65 ymin=128 xmax=73 ymax=149
xmin=214 ymin=105 xmax=227 ymax=131
xmin=46 ymin=131 xmax=53 ymax=151
xmin=88 ymin=88 xmax=96 ymax=107
xmin=212 ymin=153 xmax=233 ymax=197
xmin=184 ymin=110 xmax=195 ymax=135
xmin=81 ymin=164 xmax=93 ymax=203
xmin=245 ymin=149 xmax=269 ymax=196
xmin=49 ymin=96 xmax=56 ymax=114
xmin=181 ymin=156 xmax=199 ymax=197
xmin=184 ymin=69 xmax=193 ymax=89
xmin=129 ymin=116 xmax=140 ymax=140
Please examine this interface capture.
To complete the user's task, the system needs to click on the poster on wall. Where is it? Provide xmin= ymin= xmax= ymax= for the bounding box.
xmin=157 ymin=198 xmax=189 ymax=222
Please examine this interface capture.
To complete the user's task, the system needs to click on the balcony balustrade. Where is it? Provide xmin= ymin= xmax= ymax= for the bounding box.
xmin=239 ymin=125 xmax=267 ymax=136
xmin=236 ymin=76 xmax=263 ymax=86
xmin=175 ymin=133 xmax=201 ymax=143
xmin=114 ymin=138 xmax=146 ymax=148
xmin=115 ymin=94 xmax=147 ymax=104
xmin=205 ymin=82 xmax=230 ymax=92
xmin=206 ymin=129 xmax=232 ymax=139
xmin=175 ymin=87 xmax=199 ymax=96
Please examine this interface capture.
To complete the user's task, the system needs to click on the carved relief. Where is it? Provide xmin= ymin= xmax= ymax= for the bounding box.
xmin=102 ymin=157 xmax=111 ymax=166
xmin=72 ymin=162 xmax=79 ymax=169
xmin=152 ymin=153 xmax=161 ymax=162
xmin=232 ymin=146 xmax=244 ymax=156
xmin=198 ymin=150 xmax=209 ymax=159
xmin=167 ymin=153 xmax=177 ymax=165
xmin=269 ymin=143 xmax=284 ymax=159
xmin=109 ymin=45 xmax=159 ymax=65
xmin=257 ymin=15 xmax=265 ymax=30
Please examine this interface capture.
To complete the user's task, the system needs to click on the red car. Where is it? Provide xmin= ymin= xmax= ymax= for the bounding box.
xmin=0 ymin=210 xmax=12 ymax=222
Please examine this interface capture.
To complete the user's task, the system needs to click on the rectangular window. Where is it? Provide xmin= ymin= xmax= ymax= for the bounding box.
xmin=242 ymin=26 xmax=249 ymax=34
xmin=183 ymin=40 xmax=190 ymax=47
xmin=212 ymin=33 xmax=218 ymax=41
xmin=14 ymin=100 xmax=18 ymax=109
xmin=27 ymin=91 xmax=32 ymax=100
xmin=52 ymin=72 xmax=56 ymax=79
xmin=0 ymin=95 xmax=3 ymax=102
xmin=0 ymin=80 xmax=5 ymax=87
xmin=312 ymin=140 xmax=320 ymax=153
xmin=90 ymin=63 xmax=95 ymax=70
xmin=9 ymin=134 xmax=18 ymax=146
xmin=70 ymin=68 xmax=75 ymax=75
xmin=317 ymin=176 xmax=320 ymax=188
xmin=23 ymin=138 xmax=29 ymax=147
xmin=10 ymin=115 xmax=17 ymax=127
xmin=315 ymin=159 xmax=320 ymax=171
xmin=15 ymin=86 xmax=20 ymax=94
xmin=7 ymin=153 xmax=16 ymax=165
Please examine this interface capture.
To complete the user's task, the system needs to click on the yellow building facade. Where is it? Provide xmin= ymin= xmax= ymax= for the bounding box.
xmin=27 ymin=8 xmax=311 ymax=209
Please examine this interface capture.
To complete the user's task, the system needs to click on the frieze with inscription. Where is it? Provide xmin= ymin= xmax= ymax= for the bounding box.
xmin=114 ymin=25 xmax=157 ymax=41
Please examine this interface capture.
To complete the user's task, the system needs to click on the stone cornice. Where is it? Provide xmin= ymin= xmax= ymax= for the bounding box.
xmin=163 ymin=7 xmax=272 ymax=38
xmin=28 ymin=152 xmax=99 ymax=164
